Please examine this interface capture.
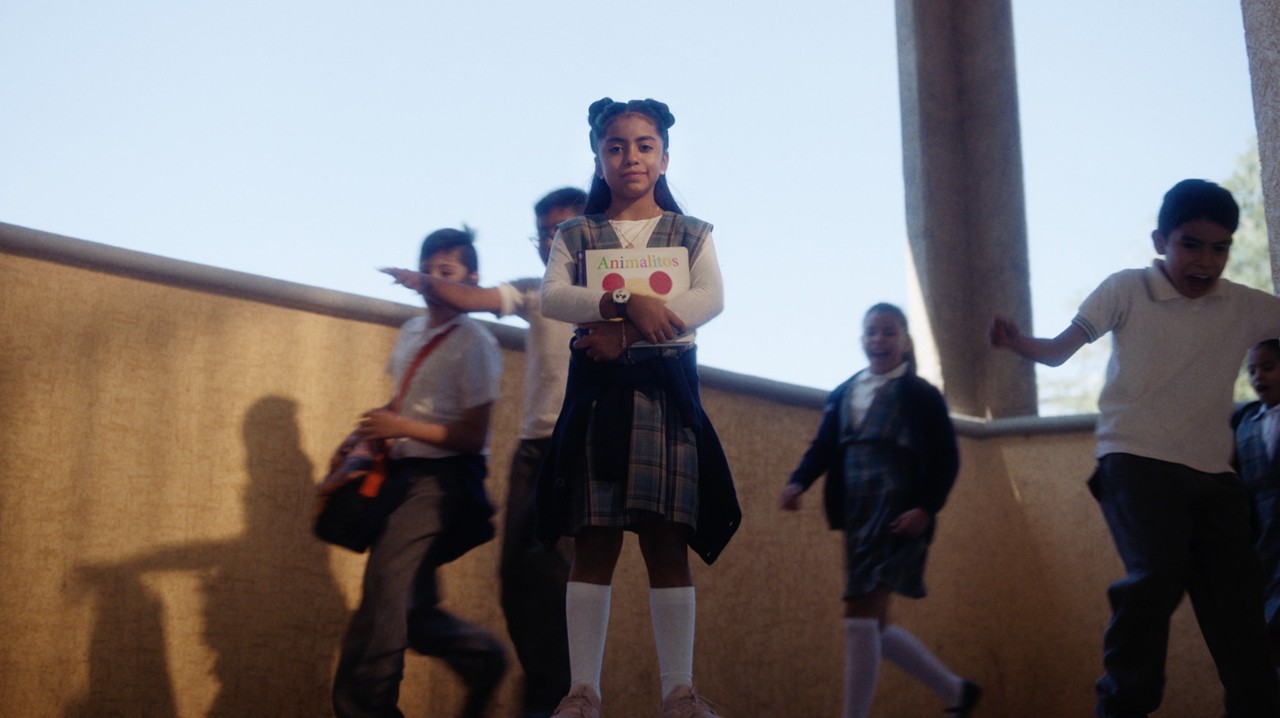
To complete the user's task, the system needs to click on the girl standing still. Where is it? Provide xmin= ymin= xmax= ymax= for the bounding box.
xmin=536 ymin=97 xmax=740 ymax=718
xmin=779 ymin=303 xmax=980 ymax=718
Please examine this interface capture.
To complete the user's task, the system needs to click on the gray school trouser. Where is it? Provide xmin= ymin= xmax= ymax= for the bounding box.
xmin=1091 ymin=453 xmax=1280 ymax=718
xmin=332 ymin=459 xmax=506 ymax=718
xmin=499 ymin=438 xmax=572 ymax=713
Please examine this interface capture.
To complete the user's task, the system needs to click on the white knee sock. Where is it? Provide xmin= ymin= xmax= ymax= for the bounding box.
xmin=843 ymin=618 xmax=881 ymax=718
xmin=880 ymin=624 xmax=963 ymax=706
xmin=565 ymin=581 xmax=612 ymax=695
xmin=650 ymin=586 xmax=696 ymax=699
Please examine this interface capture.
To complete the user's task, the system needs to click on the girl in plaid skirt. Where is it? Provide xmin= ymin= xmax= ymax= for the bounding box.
xmin=535 ymin=97 xmax=739 ymax=718
xmin=1233 ymin=339 xmax=1280 ymax=669
xmin=779 ymin=303 xmax=980 ymax=718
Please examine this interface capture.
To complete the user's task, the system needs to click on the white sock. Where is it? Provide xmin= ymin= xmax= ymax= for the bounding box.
xmin=843 ymin=618 xmax=881 ymax=718
xmin=650 ymin=586 xmax=696 ymax=699
xmin=565 ymin=581 xmax=612 ymax=696
xmin=880 ymin=624 xmax=963 ymax=706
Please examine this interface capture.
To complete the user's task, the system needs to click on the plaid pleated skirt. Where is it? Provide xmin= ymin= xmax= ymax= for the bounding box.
xmin=842 ymin=442 xmax=928 ymax=599
xmin=567 ymin=353 xmax=700 ymax=533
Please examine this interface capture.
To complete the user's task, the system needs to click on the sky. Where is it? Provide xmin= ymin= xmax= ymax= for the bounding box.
xmin=0 ymin=1 xmax=1261 ymax=410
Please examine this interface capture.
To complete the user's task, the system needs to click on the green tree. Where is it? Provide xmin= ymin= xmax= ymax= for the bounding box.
xmin=1222 ymin=141 xmax=1271 ymax=401
xmin=1223 ymin=141 xmax=1270 ymax=293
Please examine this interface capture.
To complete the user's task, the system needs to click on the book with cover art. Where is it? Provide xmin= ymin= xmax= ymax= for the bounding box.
xmin=577 ymin=246 xmax=690 ymax=300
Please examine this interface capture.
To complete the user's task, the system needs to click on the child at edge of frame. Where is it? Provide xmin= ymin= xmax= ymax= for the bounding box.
xmin=533 ymin=96 xmax=741 ymax=718
xmin=1233 ymin=339 xmax=1280 ymax=683
xmin=990 ymin=178 xmax=1280 ymax=718
xmin=779 ymin=302 xmax=981 ymax=718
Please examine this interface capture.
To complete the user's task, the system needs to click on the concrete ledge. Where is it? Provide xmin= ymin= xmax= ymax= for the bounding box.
xmin=1 ymin=220 xmax=1097 ymax=438
xmin=0 ymin=221 xmax=525 ymax=346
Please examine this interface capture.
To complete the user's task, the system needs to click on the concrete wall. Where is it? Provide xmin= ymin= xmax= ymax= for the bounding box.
xmin=895 ymin=0 xmax=1037 ymax=418
xmin=0 ymin=226 xmax=1223 ymax=717
xmin=1242 ymin=0 xmax=1280 ymax=287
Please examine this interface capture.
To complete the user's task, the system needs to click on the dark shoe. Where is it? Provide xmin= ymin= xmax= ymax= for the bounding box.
xmin=457 ymin=637 xmax=507 ymax=718
xmin=944 ymin=680 xmax=981 ymax=716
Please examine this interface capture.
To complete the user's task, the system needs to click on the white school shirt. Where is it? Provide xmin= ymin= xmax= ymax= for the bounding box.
xmin=494 ymin=277 xmax=573 ymax=440
xmin=849 ymin=362 xmax=908 ymax=428
xmin=1072 ymin=259 xmax=1280 ymax=474
xmin=386 ymin=312 xmax=502 ymax=460
xmin=541 ymin=218 xmax=724 ymax=347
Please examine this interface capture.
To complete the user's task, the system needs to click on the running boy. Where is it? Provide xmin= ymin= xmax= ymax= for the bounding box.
xmin=334 ymin=227 xmax=506 ymax=718
xmin=990 ymin=179 xmax=1280 ymax=717
xmin=383 ymin=187 xmax=586 ymax=718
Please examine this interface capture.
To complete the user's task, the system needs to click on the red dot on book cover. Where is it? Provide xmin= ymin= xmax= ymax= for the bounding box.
xmin=602 ymin=273 xmax=624 ymax=291
xmin=649 ymin=271 xmax=673 ymax=295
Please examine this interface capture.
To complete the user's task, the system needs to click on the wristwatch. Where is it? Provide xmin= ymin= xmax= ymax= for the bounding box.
xmin=612 ymin=287 xmax=631 ymax=320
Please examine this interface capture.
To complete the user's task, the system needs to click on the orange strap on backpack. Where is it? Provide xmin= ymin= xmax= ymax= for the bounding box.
xmin=359 ymin=322 xmax=460 ymax=497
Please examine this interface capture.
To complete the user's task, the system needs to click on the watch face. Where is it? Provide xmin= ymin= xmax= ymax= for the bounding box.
xmin=612 ymin=288 xmax=631 ymax=303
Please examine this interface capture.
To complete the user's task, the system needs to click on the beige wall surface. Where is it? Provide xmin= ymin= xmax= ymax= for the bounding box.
xmin=0 ymin=243 xmax=1226 ymax=717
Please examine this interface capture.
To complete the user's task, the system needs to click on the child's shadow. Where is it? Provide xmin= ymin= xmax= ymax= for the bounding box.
xmin=65 ymin=396 xmax=347 ymax=717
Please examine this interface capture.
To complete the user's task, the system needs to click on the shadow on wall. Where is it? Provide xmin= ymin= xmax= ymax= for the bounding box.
xmin=62 ymin=396 xmax=348 ymax=718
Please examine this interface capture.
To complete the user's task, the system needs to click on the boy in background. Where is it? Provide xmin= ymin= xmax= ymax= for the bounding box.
xmin=990 ymin=179 xmax=1280 ymax=717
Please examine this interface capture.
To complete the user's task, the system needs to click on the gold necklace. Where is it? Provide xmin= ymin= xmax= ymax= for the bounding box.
xmin=611 ymin=215 xmax=659 ymax=248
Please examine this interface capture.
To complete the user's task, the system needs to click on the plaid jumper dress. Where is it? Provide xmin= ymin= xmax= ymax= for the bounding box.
xmin=534 ymin=212 xmax=740 ymax=565
xmin=1234 ymin=400 xmax=1280 ymax=631
xmin=841 ymin=375 xmax=930 ymax=599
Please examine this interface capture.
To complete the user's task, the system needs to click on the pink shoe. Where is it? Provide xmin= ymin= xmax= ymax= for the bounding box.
xmin=551 ymin=684 xmax=601 ymax=718
xmin=662 ymin=685 xmax=722 ymax=718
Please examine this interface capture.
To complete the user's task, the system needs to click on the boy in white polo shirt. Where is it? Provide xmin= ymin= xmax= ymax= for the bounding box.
xmin=334 ymin=227 xmax=506 ymax=718
xmin=383 ymin=188 xmax=586 ymax=718
xmin=991 ymin=179 xmax=1280 ymax=718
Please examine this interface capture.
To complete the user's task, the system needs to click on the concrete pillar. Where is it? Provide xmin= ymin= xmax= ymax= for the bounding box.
xmin=895 ymin=0 xmax=1037 ymax=417
xmin=1241 ymin=0 xmax=1280 ymax=289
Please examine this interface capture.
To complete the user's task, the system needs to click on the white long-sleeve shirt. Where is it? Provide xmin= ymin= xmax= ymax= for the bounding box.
xmin=540 ymin=216 xmax=724 ymax=347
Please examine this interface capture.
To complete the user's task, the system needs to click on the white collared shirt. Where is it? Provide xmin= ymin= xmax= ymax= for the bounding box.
xmin=386 ymin=313 xmax=502 ymax=459
xmin=494 ymin=277 xmax=573 ymax=440
xmin=849 ymin=362 xmax=908 ymax=428
xmin=1072 ymin=259 xmax=1280 ymax=473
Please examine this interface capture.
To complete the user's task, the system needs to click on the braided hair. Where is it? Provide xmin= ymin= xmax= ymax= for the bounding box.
xmin=584 ymin=97 xmax=683 ymax=215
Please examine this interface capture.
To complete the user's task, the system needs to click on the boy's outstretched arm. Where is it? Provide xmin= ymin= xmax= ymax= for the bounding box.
xmin=380 ymin=267 xmax=503 ymax=314
xmin=989 ymin=315 xmax=1088 ymax=367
